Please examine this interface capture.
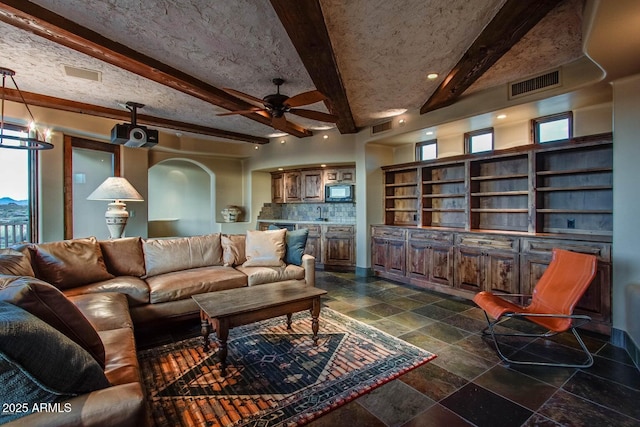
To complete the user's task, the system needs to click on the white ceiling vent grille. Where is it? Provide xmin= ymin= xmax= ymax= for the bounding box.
xmin=371 ymin=120 xmax=393 ymax=135
xmin=63 ymin=65 xmax=102 ymax=82
xmin=509 ymin=69 xmax=560 ymax=99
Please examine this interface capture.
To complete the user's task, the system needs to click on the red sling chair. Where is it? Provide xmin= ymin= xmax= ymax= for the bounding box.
xmin=473 ymin=248 xmax=597 ymax=368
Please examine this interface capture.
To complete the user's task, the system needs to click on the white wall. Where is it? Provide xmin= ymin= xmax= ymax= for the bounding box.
xmin=612 ymin=74 xmax=640 ymax=338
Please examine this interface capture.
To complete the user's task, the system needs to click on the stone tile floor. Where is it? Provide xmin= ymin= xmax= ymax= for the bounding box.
xmin=137 ymin=271 xmax=640 ymax=427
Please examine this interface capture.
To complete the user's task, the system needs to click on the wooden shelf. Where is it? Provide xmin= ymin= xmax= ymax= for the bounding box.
xmin=385 ymin=182 xmax=418 ymax=188
xmin=386 ymin=195 xmax=418 ymax=199
xmin=537 ymin=209 xmax=613 ymax=214
xmin=536 ymin=167 xmax=612 ymax=176
xmin=423 ymin=208 xmax=465 ymax=212
xmin=471 ymin=173 xmax=528 ymax=181
xmin=471 ymin=191 xmax=528 ymax=197
xmin=537 ymin=185 xmax=612 ymax=192
xmin=423 ymin=193 xmax=465 ymax=198
xmin=471 ymin=208 xmax=528 ymax=213
xmin=385 ymin=208 xmax=418 ymax=212
xmin=422 ymin=178 xmax=465 ymax=184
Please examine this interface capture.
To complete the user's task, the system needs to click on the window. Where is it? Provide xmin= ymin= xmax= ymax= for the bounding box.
xmin=533 ymin=112 xmax=573 ymax=144
xmin=0 ymin=125 xmax=37 ymax=247
xmin=465 ymin=128 xmax=494 ymax=154
xmin=416 ymin=140 xmax=437 ymax=161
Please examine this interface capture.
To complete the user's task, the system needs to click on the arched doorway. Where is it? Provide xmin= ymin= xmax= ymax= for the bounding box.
xmin=148 ymin=159 xmax=214 ymax=237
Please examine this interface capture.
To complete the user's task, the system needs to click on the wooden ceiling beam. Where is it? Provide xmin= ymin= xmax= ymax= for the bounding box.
xmin=270 ymin=0 xmax=358 ymax=134
xmin=0 ymin=0 xmax=311 ymax=139
xmin=3 ymin=88 xmax=269 ymax=144
xmin=420 ymin=0 xmax=562 ymax=114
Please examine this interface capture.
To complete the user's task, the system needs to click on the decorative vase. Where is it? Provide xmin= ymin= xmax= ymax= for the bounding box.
xmin=221 ymin=205 xmax=242 ymax=222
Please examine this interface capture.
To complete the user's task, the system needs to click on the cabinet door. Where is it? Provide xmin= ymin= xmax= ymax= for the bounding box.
xmin=297 ymin=224 xmax=322 ymax=262
xmin=407 ymin=239 xmax=429 ymax=281
xmin=455 ymin=247 xmax=483 ymax=292
xmin=325 ymin=167 xmax=355 ymax=184
xmin=302 ymin=170 xmax=324 ymax=202
xmin=324 ymin=235 xmax=354 ymax=266
xmin=284 ymin=172 xmax=301 ymax=202
xmin=271 ymin=173 xmax=284 ymax=203
xmin=371 ymin=237 xmax=388 ymax=272
xmin=484 ymin=251 xmax=519 ymax=294
xmin=429 ymin=244 xmax=455 ymax=287
xmin=386 ymin=239 xmax=406 ymax=277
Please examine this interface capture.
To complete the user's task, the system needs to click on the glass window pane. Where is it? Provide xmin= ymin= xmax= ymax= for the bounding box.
xmin=539 ymin=118 xmax=569 ymax=143
xmin=0 ymin=129 xmax=30 ymax=247
xmin=420 ymin=143 xmax=437 ymax=160
xmin=470 ymin=133 xmax=493 ymax=153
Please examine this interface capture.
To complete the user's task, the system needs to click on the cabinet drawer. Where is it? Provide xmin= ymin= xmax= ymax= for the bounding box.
xmin=521 ymin=238 xmax=611 ymax=262
xmin=372 ymin=227 xmax=406 ymax=240
xmin=408 ymin=230 xmax=453 ymax=244
xmin=297 ymin=224 xmax=322 ymax=236
xmin=455 ymin=234 xmax=519 ymax=252
xmin=325 ymin=225 xmax=354 ymax=234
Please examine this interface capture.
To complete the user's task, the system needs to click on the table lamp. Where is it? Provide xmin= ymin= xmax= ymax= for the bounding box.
xmin=87 ymin=177 xmax=143 ymax=239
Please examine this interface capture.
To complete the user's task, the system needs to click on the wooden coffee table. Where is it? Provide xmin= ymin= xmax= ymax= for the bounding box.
xmin=192 ymin=281 xmax=327 ymax=374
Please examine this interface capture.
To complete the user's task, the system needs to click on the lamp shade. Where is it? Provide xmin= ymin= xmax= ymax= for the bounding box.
xmin=87 ymin=177 xmax=143 ymax=202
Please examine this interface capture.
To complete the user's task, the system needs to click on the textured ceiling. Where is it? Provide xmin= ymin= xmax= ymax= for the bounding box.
xmin=0 ymin=0 xmax=587 ymax=142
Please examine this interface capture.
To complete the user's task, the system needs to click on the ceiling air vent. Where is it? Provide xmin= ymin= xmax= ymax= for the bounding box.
xmin=63 ymin=65 xmax=102 ymax=82
xmin=371 ymin=120 xmax=393 ymax=135
xmin=509 ymin=69 xmax=560 ymax=99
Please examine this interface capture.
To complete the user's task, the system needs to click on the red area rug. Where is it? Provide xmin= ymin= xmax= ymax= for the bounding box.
xmin=138 ymin=308 xmax=436 ymax=426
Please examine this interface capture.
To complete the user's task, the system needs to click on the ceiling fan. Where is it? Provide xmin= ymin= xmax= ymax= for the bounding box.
xmin=218 ymin=78 xmax=338 ymax=132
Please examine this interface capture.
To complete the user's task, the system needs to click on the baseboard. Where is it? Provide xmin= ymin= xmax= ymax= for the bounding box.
xmin=611 ymin=328 xmax=640 ymax=370
xmin=355 ymin=267 xmax=373 ymax=277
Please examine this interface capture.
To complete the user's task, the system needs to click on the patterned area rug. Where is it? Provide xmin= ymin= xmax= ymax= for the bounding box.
xmin=138 ymin=308 xmax=436 ymax=427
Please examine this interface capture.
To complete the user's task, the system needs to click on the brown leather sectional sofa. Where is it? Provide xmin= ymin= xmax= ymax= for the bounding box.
xmin=0 ymin=232 xmax=315 ymax=426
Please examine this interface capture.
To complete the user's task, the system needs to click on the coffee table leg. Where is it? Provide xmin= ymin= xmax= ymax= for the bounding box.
xmin=217 ymin=318 xmax=229 ymax=375
xmin=200 ymin=311 xmax=211 ymax=351
xmin=286 ymin=313 xmax=293 ymax=330
xmin=311 ymin=297 xmax=321 ymax=346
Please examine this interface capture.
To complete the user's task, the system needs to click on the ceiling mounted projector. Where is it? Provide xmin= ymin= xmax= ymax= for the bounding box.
xmin=110 ymin=102 xmax=158 ymax=148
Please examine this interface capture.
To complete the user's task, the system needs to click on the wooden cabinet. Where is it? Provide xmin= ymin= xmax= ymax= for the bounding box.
xmin=284 ymin=172 xmax=301 ymax=202
xmin=325 ymin=168 xmax=355 ymax=184
xmin=323 ymin=225 xmax=355 ymax=268
xmin=296 ymin=224 xmax=322 ymax=263
xmin=301 ymin=170 xmax=324 ymax=202
xmin=421 ymin=163 xmax=466 ymax=228
xmin=371 ymin=227 xmax=406 ymax=280
xmin=407 ymin=230 xmax=454 ymax=288
xmin=271 ymin=172 xmax=285 ymax=203
xmin=454 ymin=234 xmax=520 ymax=294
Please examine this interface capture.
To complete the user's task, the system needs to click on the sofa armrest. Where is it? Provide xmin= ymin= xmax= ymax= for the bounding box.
xmin=302 ymin=254 xmax=315 ymax=287
xmin=3 ymin=382 xmax=148 ymax=427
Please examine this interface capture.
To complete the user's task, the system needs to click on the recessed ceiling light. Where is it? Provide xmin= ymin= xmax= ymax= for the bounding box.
xmin=497 ymin=114 xmax=507 ymax=119
xmin=254 ymin=145 xmax=259 ymax=150
xmin=280 ymin=140 xmax=285 ymax=144
xmin=278 ymin=167 xmax=284 ymax=171
xmin=398 ymin=119 xmax=406 ymax=126
xmin=427 ymin=73 xmax=439 ymax=80
xmin=426 ymin=131 xmax=434 ymax=135
xmin=323 ymin=135 xmax=328 ymax=139
xmin=321 ymin=164 xmax=327 ymax=168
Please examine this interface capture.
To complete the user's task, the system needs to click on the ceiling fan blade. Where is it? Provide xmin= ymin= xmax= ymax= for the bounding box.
xmin=216 ymin=108 xmax=265 ymax=116
xmin=222 ymin=88 xmax=265 ymax=106
xmin=289 ymin=108 xmax=338 ymax=123
xmin=285 ymin=90 xmax=327 ymax=107
xmin=271 ymin=115 xmax=290 ymax=133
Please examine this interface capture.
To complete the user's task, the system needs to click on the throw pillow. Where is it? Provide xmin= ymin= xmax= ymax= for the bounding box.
xmin=99 ymin=237 xmax=146 ymax=277
xmin=31 ymin=237 xmax=114 ymax=290
xmin=0 ymin=277 xmax=106 ymax=368
xmin=0 ymin=246 xmax=35 ymax=277
xmin=242 ymin=228 xmax=286 ymax=267
xmin=221 ymin=234 xmax=247 ymax=266
xmin=0 ymin=302 xmax=110 ymax=423
xmin=285 ymin=228 xmax=309 ymax=266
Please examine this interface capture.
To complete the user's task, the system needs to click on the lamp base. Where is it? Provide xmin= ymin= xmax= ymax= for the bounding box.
xmin=105 ymin=201 xmax=129 ymax=239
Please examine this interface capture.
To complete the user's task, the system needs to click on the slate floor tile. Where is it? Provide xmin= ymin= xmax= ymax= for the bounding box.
xmin=358 ymin=380 xmax=436 ymax=426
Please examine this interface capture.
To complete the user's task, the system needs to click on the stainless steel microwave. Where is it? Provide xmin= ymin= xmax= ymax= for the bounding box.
xmin=325 ymin=184 xmax=354 ymax=202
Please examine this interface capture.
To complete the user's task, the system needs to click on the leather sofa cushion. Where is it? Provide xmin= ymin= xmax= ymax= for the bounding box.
xmin=146 ymin=266 xmax=247 ymax=303
xmin=98 ymin=328 xmax=140 ymax=386
xmin=0 ymin=302 xmax=110 ymax=424
xmin=68 ymin=292 xmax=133 ymax=332
xmin=143 ymin=233 xmax=223 ymax=277
xmin=99 ymin=237 xmax=146 ymax=277
xmin=0 ymin=276 xmax=106 ymax=368
xmin=236 ymin=264 xmax=305 ymax=286
xmin=243 ymin=229 xmax=286 ymax=267
xmin=31 ymin=237 xmax=114 ymax=289
xmin=221 ymin=234 xmax=246 ymax=266
xmin=0 ymin=245 xmax=34 ymax=277
xmin=63 ymin=276 xmax=150 ymax=307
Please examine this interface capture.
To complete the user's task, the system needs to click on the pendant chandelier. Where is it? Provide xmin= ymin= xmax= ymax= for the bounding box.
xmin=0 ymin=67 xmax=53 ymax=150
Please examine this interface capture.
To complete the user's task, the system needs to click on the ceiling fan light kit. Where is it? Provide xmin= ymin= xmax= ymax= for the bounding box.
xmin=218 ymin=78 xmax=338 ymax=133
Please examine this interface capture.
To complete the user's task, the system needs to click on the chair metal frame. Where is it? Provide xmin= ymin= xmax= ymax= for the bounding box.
xmin=479 ymin=293 xmax=594 ymax=368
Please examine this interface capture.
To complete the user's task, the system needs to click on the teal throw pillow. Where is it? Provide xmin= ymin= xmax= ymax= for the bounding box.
xmin=285 ymin=229 xmax=309 ymax=266
xmin=0 ymin=301 xmax=110 ymax=424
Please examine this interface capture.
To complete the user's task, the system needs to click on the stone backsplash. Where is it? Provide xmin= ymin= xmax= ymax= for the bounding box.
xmin=258 ymin=203 xmax=356 ymax=223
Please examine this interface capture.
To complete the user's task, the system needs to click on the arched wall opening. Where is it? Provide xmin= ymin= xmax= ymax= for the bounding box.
xmin=147 ymin=158 xmax=215 ymax=237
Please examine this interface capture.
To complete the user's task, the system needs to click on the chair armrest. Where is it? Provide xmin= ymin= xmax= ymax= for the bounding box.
xmin=302 ymin=254 xmax=315 ymax=287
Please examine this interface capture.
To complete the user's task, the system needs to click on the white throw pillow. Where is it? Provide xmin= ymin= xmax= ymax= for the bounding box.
xmin=242 ymin=229 xmax=286 ymax=267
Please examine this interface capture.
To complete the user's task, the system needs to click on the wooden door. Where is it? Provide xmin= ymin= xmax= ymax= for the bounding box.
xmin=429 ymin=244 xmax=455 ymax=287
xmin=386 ymin=239 xmax=406 ymax=277
xmin=371 ymin=237 xmax=388 ymax=272
xmin=302 ymin=170 xmax=324 ymax=202
xmin=297 ymin=224 xmax=322 ymax=262
xmin=484 ymin=251 xmax=519 ymax=294
xmin=455 ymin=247 xmax=483 ymax=292
xmin=271 ymin=173 xmax=284 ymax=203
xmin=407 ymin=239 xmax=429 ymax=282
xmin=284 ymin=172 xmax=301 ymax=202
